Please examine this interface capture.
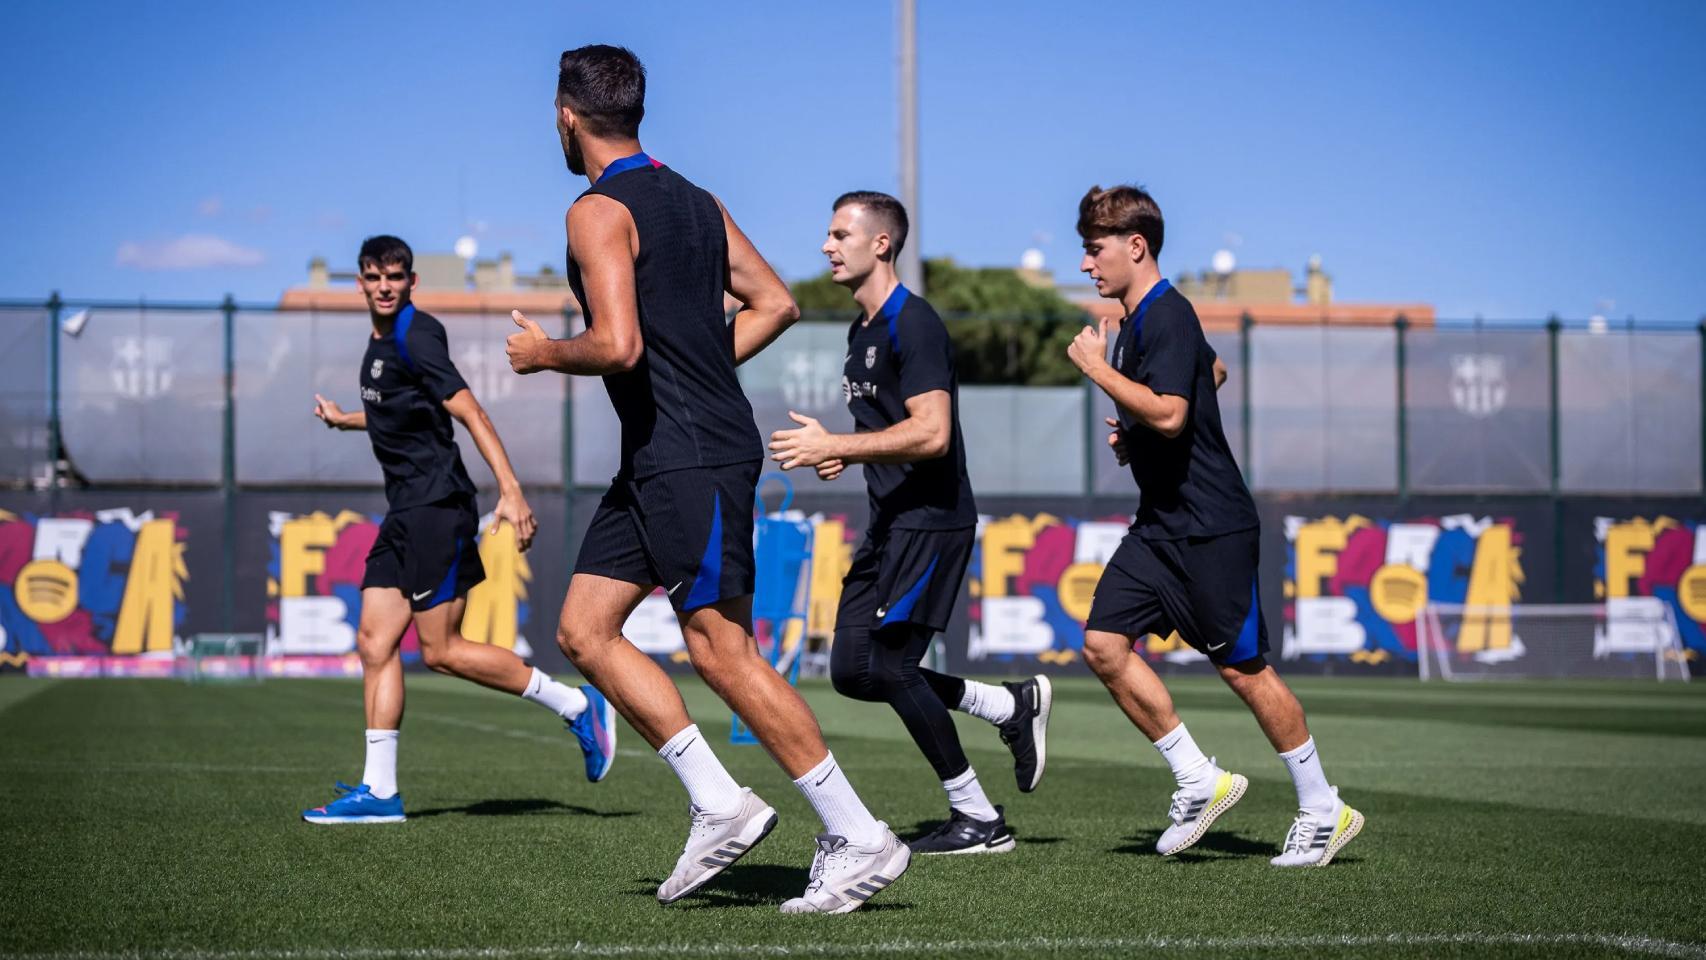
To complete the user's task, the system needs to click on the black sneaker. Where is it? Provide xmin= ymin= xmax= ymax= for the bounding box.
xmin=998 ymin=674 xmax=1052 ymax=792
xmin=907 ymin=806 xmax=1016 ymax=855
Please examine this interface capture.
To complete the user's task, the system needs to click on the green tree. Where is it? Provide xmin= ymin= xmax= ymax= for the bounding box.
xmin=790 ymin=258 xmax=1089 ymax=385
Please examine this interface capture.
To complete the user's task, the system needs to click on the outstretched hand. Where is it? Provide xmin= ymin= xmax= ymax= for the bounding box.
xmin=1067 ymin=318 xmax=1112 ymax=376
xmin=313 ymin=394 xmax=345 ymax=430
xmin=769 ymin=410 xmax=836 ymax=470
xmin=490 ymin=489 xmax=538 ymax=553
xmin=505 ymin=310 xmax=549 ymax=374
xmin=1105 ymin=416 xmax=1130 ymax=466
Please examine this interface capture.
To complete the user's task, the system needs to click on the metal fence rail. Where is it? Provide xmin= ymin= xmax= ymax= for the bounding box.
xmin=2 ymin=295 xmax=1702 ymax=498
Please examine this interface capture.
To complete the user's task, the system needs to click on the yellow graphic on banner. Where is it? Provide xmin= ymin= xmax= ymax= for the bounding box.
xmin=111 ymin=519 xmax=188 ymax=654
xmin=463 ymin=523 xmax=531 ymax=650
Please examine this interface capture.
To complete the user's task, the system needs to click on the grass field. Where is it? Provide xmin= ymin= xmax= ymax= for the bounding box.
xmin=3 ymin=673 xmax=1704 ymax=959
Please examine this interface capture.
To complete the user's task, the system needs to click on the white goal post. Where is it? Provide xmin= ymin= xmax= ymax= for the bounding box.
xmin=1418 ymin=602 xmax=1691 ymax=682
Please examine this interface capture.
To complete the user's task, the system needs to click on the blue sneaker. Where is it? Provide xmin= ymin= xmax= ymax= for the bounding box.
xmin=302 ymin=781 xmax=406 ymax=825
xmin=569 ymin=685 xmax=617 ymax=783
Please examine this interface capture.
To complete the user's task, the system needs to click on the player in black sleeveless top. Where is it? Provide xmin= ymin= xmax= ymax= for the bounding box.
xmin=769 ymin=192 xmax=1053 ymax=857
xmin=503 ymin=45 xmax=908 ymax=913
xmin=1066 ymin=185 xmax=1364 ymax=867
xmin=300 ymin=235 xmax=613 ymax=828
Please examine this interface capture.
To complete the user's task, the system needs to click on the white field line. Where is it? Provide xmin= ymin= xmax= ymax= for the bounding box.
xmin=10 ymin=933 xmax=1706 ymax=960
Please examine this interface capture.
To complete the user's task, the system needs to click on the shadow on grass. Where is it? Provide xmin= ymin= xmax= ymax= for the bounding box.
xmin=632 ymin=864 xmax=914 ymax=912
xmin=1113 ymin=828 xmax=1272 ymax=860
xmin=410 ymin=798 xmax=640 ymax=819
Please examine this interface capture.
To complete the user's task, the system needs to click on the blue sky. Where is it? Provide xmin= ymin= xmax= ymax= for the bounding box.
xmin=2 ymin=0 xmax=1703 ymax=322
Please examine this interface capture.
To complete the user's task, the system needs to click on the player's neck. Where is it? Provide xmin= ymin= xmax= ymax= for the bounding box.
xmin=368 ymin=307 xmax=402 ymax=338
xmin=853 ymin=268 xmax=901 ymax=324
xmin=580 ymin=136 xmax=646 ymax=185
xmin=1118 ymin=264 xmax=1165 ymax=317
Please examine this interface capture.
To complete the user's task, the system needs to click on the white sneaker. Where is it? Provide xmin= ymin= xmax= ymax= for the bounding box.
xmin=779 ymin=825 xmax=910 ymax=914
xmin=1271 ymin=789 xmax=1363 ymax=867
xmin=656 ymin=788 xmax=778 ymax=904
xmin=1156 ymin=766 xmax=1247 ymax=856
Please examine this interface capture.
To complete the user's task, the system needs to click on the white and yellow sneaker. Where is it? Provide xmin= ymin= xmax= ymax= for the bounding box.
xmin=1156 ymin=767 xmax=1247 ymax=856
xmin=1271 ymin=789 xmax=1364 ymax=867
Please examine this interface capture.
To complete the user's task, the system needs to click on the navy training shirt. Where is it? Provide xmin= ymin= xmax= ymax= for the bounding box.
xmin=842 ymin=285 xmax=978 ymax=531
xmin=357 ymin=304 xmax=477 ymax=510
xmin=564 ymin=155 xmax=761 ymax=479
xmin=1109 ymin=280 xmax=1258 ymax=540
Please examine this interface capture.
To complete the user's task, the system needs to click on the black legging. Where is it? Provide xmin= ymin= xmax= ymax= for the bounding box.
xmin=830 ymin=621 xmax=971 ymax=781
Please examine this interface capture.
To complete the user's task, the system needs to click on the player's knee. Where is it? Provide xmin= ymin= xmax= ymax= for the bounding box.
xmin=555 ymin=621 xmax=604 ymax=665
xmin=1217 ymin=657 xmax=1267 ymax=689
xmin=1082 ymin=630 xmax=1129 ymax=678
xmin=829 ymin=657 xmax=882 ymax=702
xmin=417 ymin=638 xmax=452 ymax=672
xmin=355 ymin=627 xmax=392 ymax=667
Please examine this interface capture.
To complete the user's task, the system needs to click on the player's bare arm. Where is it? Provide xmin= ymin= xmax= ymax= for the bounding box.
xmin=313 ymin=394 xmax=366 ymax=431
xmin=769 ymin=390 xmax=950 ymax=473
xmin=507 ymin=196 xmax=643 ymax=376
xmin=1102 ymin=357 xmax=1223 ymax=462
xmin=1067 ymin=319 xmax=1188 ymax=438
xmin=441 ymin=388 xmax=538 ymax=552
xmin=720 ymin=198 xmax=800 ymax=365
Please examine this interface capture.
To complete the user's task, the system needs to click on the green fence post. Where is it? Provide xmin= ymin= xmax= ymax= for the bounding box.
xmin=46 ymin=291 xmax=63 ymax=491
xmin=221 ymin=295 xmax=237 ymax=631
xmin=1547 ymin=314 xmax=1564 ymax=602
xmin=1395 ymin=313 xmax=1409 ymax=503
xmin=1239 ymin=311 xmax=1253 ymax=483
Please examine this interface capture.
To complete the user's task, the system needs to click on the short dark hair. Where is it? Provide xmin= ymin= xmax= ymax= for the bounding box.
xmin=358 ymin=235 xmax=413 ymax=273
xmin=1077 ymin=184 xmax=1164 ymax=258
xmin=557 ymin=45 xmax=646 ymax=139
xmin=833 ymin=190 xmax=910 ymax=257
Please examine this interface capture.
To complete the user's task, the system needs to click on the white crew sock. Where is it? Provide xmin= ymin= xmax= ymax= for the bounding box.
xmin=521 ymin=667 xmax=588 ymax=720
xmin=793 ymin=752 xmax=885 ymax=847
xmin=362 ymin=729 xmax=399 ymax=799
xmin=657 ymin=724 xmax=743 ymax=813
xmin=1279 ymin=737 xmax=1336 ymax=816
xmin=1152 ymin=722 xmax=1216 ymax=793
xmin=957 ymin=680 xmax=1016 ymax=725
xmin=942 ymin=767 xmax=999 ymax=821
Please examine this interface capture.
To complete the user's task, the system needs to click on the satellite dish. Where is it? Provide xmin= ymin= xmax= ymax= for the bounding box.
xmin=454 ymin=236 xmax=478 ymax=260
xmin=1020 ymin=248 xmax=1045 ymax=271
xmin=1588 ymin=315 xmax=1608 ymax=335
xmin=1211 ymin=249 xmax=1236 ymax=275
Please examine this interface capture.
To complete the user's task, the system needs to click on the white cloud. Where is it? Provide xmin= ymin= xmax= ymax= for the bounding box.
xmin=116 ymin=234 xmax=265 ymax=271
xmin=196 ymin=196 xmax=223 ymax=218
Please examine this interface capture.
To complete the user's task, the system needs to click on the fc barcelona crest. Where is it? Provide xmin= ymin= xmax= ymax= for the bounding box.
xmin=865 ymin=346 xmax=877 ymax=369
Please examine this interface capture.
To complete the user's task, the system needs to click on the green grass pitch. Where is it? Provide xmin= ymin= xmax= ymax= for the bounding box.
xmin=3 ymin=674 xmax=1704 ymax=959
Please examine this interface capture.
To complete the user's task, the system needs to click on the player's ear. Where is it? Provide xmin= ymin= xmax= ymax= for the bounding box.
xmin=873 ymin=231 xmax=891 ymax=261
xmin=1128 ymin=232 xmax=1147 ymax=265
xmin=407 ymin=272 xmax=419 ymax=291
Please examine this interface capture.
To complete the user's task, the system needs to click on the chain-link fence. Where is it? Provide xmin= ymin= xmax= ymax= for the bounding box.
xmin=3 ymin=297 xmax=1702 ymax=497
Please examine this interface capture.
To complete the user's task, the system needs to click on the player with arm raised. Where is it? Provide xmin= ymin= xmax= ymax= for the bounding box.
xmin=504 ymin=45 xmax=908 ymax=913
xmin=301 ymin=235 xmax=615 ymax=826
xmin=769 ymin=191 xmax=1052 ymax=856
xmin=1066 ymin=186 xmax=1363 ymax=867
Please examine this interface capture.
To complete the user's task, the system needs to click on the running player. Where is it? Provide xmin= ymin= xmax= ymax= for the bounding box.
xmin=301 ymin=235 xmax=615 ymax=825
xmin=1065 ymin=185 xmax=1364 ymax=866
xmin=768 ymin=191 xmax=1051 ymax=856
xmin=503 ymin=45 xmax=907 ymax=912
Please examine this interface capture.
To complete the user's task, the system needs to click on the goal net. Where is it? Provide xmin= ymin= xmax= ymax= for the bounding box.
xmin=1418 ymin=601 xmax=1691 ymax=681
